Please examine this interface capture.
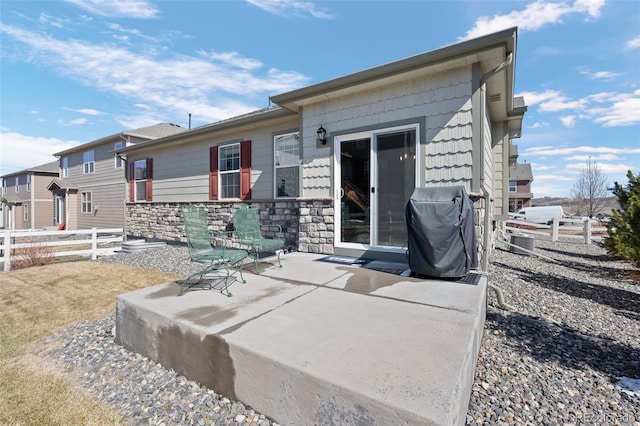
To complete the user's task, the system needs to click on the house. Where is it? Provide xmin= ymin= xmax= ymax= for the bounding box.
xmin=508 ymin=151 xmax=534 ymax=212
xmin=46 ymin=123 xmax=186 ymax=230
xmin=1 ymin=161 xmax=59 ymax=230
xmin=116 ymin=27 xmax=527 ymax=265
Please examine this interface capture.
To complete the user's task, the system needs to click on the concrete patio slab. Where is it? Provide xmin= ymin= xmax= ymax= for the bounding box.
xmin=116 ymin=253 xmax=486 ymax=426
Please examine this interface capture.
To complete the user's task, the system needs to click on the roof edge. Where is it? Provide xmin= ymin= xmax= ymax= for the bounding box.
xmin=271 ymin=27 xmax=517 ymax=107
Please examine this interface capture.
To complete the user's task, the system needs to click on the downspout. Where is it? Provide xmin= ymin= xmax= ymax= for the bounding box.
xmin=479 ymin=53 xmax=514 ymax=311
xmin=117 ymin=151 xmax=128 ymax=242
xmin=479 ymin=53 xmax=513 ymax=272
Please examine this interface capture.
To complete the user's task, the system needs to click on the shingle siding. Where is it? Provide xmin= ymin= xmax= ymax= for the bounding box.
xmin=301 ymin=66 xmax=475 ymax=196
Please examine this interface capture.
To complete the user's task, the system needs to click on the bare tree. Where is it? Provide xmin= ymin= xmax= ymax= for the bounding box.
xmin=570 ymin=157 xmax=610 ymax=217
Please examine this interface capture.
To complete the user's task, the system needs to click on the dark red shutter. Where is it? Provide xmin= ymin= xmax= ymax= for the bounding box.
xmin=209 ymin=147 xmax=219 ymax=200
xmin=240 ymin=140 xmax=251 ymax=200
xmin=129 ymin=162 xmax=135 ymax=202
xmin=145 ymin=158 xmax=153 ymax=201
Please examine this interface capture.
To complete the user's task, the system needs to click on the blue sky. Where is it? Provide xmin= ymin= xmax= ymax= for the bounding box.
xmin=1 ymin=0 xmax=638 ymax=197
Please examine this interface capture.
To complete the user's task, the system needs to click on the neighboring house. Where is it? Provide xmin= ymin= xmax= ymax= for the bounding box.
xmin=47 ymin=123 xmax=186 ymax=230
xmin=117 ymin=28 xmax=527 ymax=264
xmin=508 ymin=158 xmax=534 ymax=212
xmin=1 ymin=161 xmax=59 ymax=230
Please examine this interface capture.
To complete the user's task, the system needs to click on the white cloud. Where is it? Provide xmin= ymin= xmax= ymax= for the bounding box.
xmin=579 ymin=70 xmax=622 ymax=81
xmin=529 ymin=121 xmax=550 ymax=128
xmin=519 ymin=89 xmax=640 ymax=127
xmin=461 ymin=0 xmax=605 ymax=40
xmin=589 ymin=90 xmax=640 ymax=127
xmin=523 ymin=145 xmax=640 ymax=156
xmin=565 ymin=162 xmax=634 ymax=174
xmin=516 ymin=89 xmax=558 ymax=106
xmin=0 ymin=131 xmax=79 ymax=175
xmin=560 ymin=115 xmax=577 ymax=127
xmin=0 ymin=23 xmax=310 ymax=125
xmin=527 ymin=162 xmax=556 ymax=171
xmin=65 ymin=0 xmax=159 ymax=18
xmin=197 ymin=50 xmax=263 ymax=71
xmin=625 ymin=35 xmax=640 ymax=50
xmin=566 ymin=154 xmax=620 ymax=161
xmin=533 ymin=173 xmax=577 ymax=182
xmin=64 ymin=107 xmax=105 ymax=116
xmin=246 ymin=0 xmax=333 ymax=19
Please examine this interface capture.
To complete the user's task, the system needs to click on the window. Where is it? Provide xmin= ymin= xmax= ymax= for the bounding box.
xmin=114 ymin=142 xmax=123 ymax=168
xmin=83 ymin=150 xmax=94 ymax=174
xmin=509 ymin=181 xmax=516 ymax=192
xmin=24 ymin=203 xmax=29 ymax=222
xmin=26 ymin=175 xmax=30 ymax=192
xmin=81 ymin=192 xmax=92 ymax=213
xmin=274 ymin=132 xmax=300 ymax=198
xmin=15 ymin=176 xmax=19 ymax=193
xmin=219 ymin=144 xmax=240 ymax=199
xmin=209 ymin=141 xmax=251 ymax=200
xmin=129 ymin=159 xmax=153 ymax=202
xmin=62 ymin=157 xmax=68 ymax=177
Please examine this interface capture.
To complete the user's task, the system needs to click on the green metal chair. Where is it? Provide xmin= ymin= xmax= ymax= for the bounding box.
xmin=180 ymin=206 xmax=248 ymax=297
xmin=232 ymin=204 xmax=284 ymax=273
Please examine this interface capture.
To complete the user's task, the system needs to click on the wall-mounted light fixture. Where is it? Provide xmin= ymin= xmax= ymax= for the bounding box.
xmin=316 ymin=125 xmax=327 ymax=145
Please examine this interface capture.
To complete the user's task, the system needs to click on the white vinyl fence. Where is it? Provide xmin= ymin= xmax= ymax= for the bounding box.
xmin=504 ymin=217 xmax=607 ymax=244
xmin=1 ymin=228 xmax=123 ymax=272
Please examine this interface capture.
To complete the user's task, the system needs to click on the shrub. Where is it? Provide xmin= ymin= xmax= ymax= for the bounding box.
xmin=11 ymin=239 xmax=55 ymax=270
xmin=605 ymin=170 xmax=640 ymax=267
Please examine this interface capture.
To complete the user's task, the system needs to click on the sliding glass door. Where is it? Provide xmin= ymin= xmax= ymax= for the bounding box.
xmin=334 ymin=125 xmax=418 ymax=252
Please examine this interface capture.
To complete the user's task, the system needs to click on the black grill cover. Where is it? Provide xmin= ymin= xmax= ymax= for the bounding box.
xmin=405 ymin=186 xmax=478 ymax=278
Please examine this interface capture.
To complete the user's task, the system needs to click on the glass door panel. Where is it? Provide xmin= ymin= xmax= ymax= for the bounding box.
xmin=339 ymin=138 xmax=370 ymax=244
xmin=375 ymin=130 xmax=416 ymax=247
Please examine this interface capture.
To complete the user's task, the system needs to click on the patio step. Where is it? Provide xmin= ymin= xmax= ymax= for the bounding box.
xmin=115 ymin=253 xmax=486 ymax=425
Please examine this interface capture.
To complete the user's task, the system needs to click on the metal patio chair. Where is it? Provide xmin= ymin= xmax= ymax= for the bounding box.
xmin=180 ymin=206 xmax=248 ymax=297
xmin=232 ymin=204 xmax=284 ymax=273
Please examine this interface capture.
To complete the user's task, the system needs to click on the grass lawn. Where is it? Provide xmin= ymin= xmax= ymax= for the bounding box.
xmin=0 ymin=261 xmax=178 ymax=425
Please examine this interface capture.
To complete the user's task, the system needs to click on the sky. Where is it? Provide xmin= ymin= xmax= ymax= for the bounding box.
xmin=1 ymin=0 xmax=639 ymax=198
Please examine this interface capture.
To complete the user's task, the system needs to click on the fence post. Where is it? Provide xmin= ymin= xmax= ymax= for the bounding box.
xmin=3 ymin=230 xmax=11 ymax=272
xmin=583 ymin=219 xmax=592 ymax=245
xmin=551 ymin=217 xmax=559 ymax=242
xmin=91 ymin=228 xmax=98 ymax=260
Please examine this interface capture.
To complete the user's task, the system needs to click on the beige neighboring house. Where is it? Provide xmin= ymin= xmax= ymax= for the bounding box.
xmin=1 ymin=161 xmax=59 ymax=230
xmin=117 ymin=28 xmax=527 ymax=264
xmin=47 ymin=123 xmax=185 ymax=230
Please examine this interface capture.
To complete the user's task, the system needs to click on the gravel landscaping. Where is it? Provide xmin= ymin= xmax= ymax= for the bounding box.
xmin=38 ymin=235 xmax=639 ymax=425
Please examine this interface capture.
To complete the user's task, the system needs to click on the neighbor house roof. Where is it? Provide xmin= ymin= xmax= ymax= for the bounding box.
xmin=46 ymin=178 xmax=78 ymax=191
xmin=116 ymin=106 xmax=296 ymax=155
xmin=53 ymin=122 xmax=186 ymax=157
xmin=509 ymin=163 xmax=533 ymax=181
xmin=0 ymin=160 xmax=59 ymax=179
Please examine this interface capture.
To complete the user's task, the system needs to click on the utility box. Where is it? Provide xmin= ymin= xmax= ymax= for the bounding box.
xmin=405 ymin=186 xmax=478 ymax=278
xmin=510 ymin=233 xmax=535 ymax=256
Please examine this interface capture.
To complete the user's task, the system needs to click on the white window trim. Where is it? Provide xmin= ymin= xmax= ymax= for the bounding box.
xmin=62 ymin=157 xmax=69 ymax=177
xmin=274 ymin=131 xmax=301 ymax=199
xmin=509 ymin=181 xmax=517 ymax=192
xmin=26 ymin=175 xmax=30 ymax=193
xmin=133 ymin=159 xmax=147 ymax=202
xmin=114 ymin=142 xmax=124 ymax=169
xmin=81 ymin=191 xmax=92 ymax=213
xmin=218 ymin=143 xmax=241 ymax=200
xmin=83 ymin=150 xmax=95 ymax=174
xmin=24 ymin=203 xmax=29 ymax=222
